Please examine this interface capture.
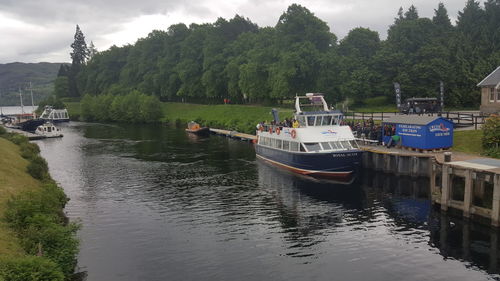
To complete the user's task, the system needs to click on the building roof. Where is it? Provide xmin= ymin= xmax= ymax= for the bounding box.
xmin=383 ymin=115 xmax=451 ymax=125
xmin=477 ymin=66 xmax=500 ymax=87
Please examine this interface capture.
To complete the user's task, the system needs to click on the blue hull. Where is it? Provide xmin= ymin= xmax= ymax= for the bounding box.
xmin=255 ymin=145 xmax=362 ymax=179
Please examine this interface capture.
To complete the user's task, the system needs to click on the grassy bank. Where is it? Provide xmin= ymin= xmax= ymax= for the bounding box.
xmin=452 ymin=130 xmax=484 ymax=155
xmin=0 ymin=128 xmax=79 ymax=280
xmin=162 ymin=102 xmax=294 ymax=133
xmin=0 ymin=137 xmax=39 ymax=257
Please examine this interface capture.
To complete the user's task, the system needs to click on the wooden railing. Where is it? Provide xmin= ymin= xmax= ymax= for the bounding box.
xmin=343 ymin=111 xmax=489 ymax=130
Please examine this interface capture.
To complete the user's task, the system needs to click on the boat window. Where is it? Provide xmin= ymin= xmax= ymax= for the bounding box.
xmin=321 ymin=142 xmax=332 ymax=150
xmin=322 ymin=116 xmax=332 ymax=126
xmin=63 ymin=112 xmax=68 ymax=118
xmin=283 ymin=140 xmax=290 ymax=151
xmin=340 ymin=141 xmax=352 ymax=149
xmin=298 ymin=116 xmax=306 ymax=127
xmin=300 ymin=143 xmax=306 ymax=152
xmin=304 ymin=143 xmax=322 ymax=152
xmin=315 ymin=116 xmax=322 ymax=126
xmin=290 ymin=141 xmax=299 ymax=152
xmin=349 ymin=140 xmax=359 ymax=149
xmin=307 ymin=116 xmax=315 ymax=126
xmin=276 ymin=139 xmax=283 ymax=149
xmin=329 ymin=141 xmax=340 ymax=149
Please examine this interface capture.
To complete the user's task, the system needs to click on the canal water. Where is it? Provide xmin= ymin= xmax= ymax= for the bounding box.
xmin=36 ymin=122 xmax=500 ymax=281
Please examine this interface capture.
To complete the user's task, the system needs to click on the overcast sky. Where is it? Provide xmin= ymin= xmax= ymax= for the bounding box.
xmin=0 ymin=0 xmax=469 ymax=63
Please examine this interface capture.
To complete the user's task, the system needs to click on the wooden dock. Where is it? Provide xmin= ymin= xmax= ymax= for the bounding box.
xmin=2 ymin=125 xmax=46 ymax=140
xmin=209 ymin=128 xmax=257 ymax=142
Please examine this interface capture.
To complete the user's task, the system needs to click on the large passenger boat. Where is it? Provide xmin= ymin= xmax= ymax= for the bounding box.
xmin=255 ymin=93 xmax=362 ymax=180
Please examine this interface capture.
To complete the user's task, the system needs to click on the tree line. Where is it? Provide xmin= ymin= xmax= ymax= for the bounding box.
xmin=59 ymin=1 xmax=500 ymax=108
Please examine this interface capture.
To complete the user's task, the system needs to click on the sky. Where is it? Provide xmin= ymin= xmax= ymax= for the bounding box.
xmin=0 ymin=0 xmax=469 ymax=63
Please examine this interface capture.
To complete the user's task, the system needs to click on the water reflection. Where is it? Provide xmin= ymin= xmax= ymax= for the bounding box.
xmin=35 ymin=122 xmax=500 ymax=281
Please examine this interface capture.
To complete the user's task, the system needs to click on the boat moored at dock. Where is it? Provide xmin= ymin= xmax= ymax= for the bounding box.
xmin=255 ymin=93 xmax=362 ymax=181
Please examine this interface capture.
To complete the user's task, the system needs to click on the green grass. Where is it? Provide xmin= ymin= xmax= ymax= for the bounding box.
xmin=0 ymin=138 xmax=41 ymax=257
xmin=162 ymin=102 xmax=294 ymax=133
xmin=452 ymin=130 xmax=484 ymax=155
xmin=64 ymin=101 xmax=81 ymax=121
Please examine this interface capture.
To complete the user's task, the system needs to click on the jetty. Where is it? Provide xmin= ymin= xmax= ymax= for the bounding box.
xmin=209 ymin=128 xmax=257 ymax=142
xmin=1 ymin=125 xmax=46 ymax=140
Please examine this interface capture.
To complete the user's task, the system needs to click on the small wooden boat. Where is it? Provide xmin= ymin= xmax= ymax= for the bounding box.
xmin=185 ymin=121 xmax=210 ymax=136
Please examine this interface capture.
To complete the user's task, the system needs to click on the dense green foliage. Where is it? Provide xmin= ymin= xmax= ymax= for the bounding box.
xmin=0 ymin=133 xmax=79 ymax=280
xmin=0 ymin=62 xmax=63 ymax=106
xmin=81 ymin=91 xmax=162 ymax=123
xmin=0 ymin=256 xmax=64 ymax=281
xmin=73 ymin=2 xmax=500 ymax=108
xmin=482 ymin=115 xmax=500 ymax=157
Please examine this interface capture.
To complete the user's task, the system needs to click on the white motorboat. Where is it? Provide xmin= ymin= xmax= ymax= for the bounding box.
xmin=35 ymin=122 xmax=63 ymax=138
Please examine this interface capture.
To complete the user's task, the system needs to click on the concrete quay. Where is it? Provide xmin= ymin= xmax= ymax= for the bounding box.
xmin=360 ymin=145 xmax=500 ymax=227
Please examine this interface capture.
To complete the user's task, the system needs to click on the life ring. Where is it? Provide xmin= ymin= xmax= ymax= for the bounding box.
xmin=291 ymin=129 xmax=297 ymax=139
xmin=269 ymin=127 xmax=273 ymax=134
xmin=276 ymin=128 xmax=281 ymax=135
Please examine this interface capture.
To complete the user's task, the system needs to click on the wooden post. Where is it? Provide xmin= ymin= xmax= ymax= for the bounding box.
xmin=463 ymin=170 xmax=473 ymax=218
xmin=492 ymin=174 xmax=500 ymax=227
xmin=441 ymin=164 xmax=450 ymax=211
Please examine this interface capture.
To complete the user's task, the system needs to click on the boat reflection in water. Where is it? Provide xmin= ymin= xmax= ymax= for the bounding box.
xmin=258 ymin=161 xmax=500 ymax=278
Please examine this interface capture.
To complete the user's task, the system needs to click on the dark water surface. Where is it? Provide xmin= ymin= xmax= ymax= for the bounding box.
xmin=36 ymin=122 xmax=500 ymax=281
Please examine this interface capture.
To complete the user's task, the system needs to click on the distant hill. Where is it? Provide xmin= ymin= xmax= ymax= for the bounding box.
xmin=0 ymin=62 xmax=66 ymax=106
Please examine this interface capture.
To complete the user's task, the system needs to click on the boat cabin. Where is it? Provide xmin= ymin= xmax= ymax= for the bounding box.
xmin=40 ymin=106 xmax=70 ymax=122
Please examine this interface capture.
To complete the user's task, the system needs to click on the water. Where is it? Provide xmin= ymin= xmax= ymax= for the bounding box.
xmin=35 ymin=122 xmax=500 ymax=281
xmin=0 ymin=105 xmax=37 ymax=115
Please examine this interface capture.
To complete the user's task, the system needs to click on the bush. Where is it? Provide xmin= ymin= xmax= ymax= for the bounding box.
xmin=5 ymin=183 xmax=76 ymax=278
xmin=20 ymin=142 xmax=40 ymax=160
xmin=5 ymin=184 xmax=67 ymax=231
xmin=5 ymin=134 xmax=28 ymax=145
xmin=81 ymin=91 xmax=164 ymax=123
xmin=21 ymin=215 xmax=79 ymax=276
xmin=0 ymin=256 xmax=64 ymax=281
xmin=0 ymin=126 xmax=6 ymax=135
xmin=482 ymin=115 xmax=500 ymax=158
xmin=26 ymin=156 xmax=49 ymax=181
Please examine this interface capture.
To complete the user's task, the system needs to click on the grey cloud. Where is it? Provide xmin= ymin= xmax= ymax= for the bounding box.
xmin=0 ymin=0 xmax=471 ymax=63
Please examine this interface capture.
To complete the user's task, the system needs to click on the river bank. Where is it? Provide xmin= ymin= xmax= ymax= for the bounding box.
xmin=0 ymin=127 xmax=79 ymax=280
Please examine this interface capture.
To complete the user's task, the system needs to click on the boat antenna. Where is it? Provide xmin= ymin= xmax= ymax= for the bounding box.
xmin=19 ymin=87 xmax=24 ymax=114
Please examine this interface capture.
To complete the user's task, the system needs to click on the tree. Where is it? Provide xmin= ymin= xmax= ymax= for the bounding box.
xmin=88 ymin=41 xmax=98 ymax=60
xmin=433 ymin=3 xmax=452 ymax=28
xmin=53 ymin=77 xmax=69 ymax=99
xmin=70 ymin=25 xmax=89 ymax=67
xmin=405 ymin=5 xmax=419 ymax=20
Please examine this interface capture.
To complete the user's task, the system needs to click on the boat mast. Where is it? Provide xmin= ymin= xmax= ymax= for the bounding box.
xmin=29 ymin=82 xmax=35 ymax=110
xmin=19 ymin=88 xmax=24 ymax=114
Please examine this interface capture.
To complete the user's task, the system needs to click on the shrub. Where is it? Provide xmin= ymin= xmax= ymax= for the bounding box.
xmin=21 ymin=215 xmax=79 ymax=276
xmin=0 ymin=256 xmax=64 ymax=281
xmin=5 ymin=183 xmax=76 ymax=277
xmin=20 ymin=142 xmax=40 ymax=160
xmin=0 ymin=126 xmax=6 ymax=135
xmin=482 ymin=115 xmax=500 ymax=158
xmin=26 ymin=156 xmax=49 ymax=181
xmin=5 ymin=134 xmax=28 ymax=145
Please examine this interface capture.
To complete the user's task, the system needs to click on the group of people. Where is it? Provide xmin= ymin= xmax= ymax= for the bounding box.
xmin=257 ymin=118 xmax=300 ymax=131
xmin=343 ymin=118 xmax=401 ymax=147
